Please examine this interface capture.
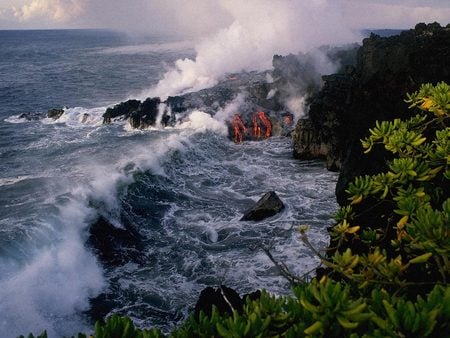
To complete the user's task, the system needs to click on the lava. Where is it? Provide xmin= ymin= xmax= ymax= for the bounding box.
xmin=232 ymin=114 xmax=248 ymax=143
xmin=253 ymin=111 xmax=272 ymax=139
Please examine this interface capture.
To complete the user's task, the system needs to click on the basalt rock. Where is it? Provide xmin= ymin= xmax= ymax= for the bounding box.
xmin=241 ymin=191 xmax=284 ymax=222
xmin=86 ymin=216 xmax=145 ymax=266
xmin=47 ymin=108 xmax=65 ymax=120
xmin=103 ymin=99 xmax=141 ymax=124
xmin=194 ymin=285 xmax=261 ymax=319
xmin=291 ymin=22 xmax=450 ymax=205
xmin=129 ymin=97 xmax=161 ymax=129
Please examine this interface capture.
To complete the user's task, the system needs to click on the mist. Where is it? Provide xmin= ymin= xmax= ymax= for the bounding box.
xmin=143 ymin=0 xmax=360 ymax=99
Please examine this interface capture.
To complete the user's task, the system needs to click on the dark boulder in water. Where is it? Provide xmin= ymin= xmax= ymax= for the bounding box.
xmin=47 ymin=108 xmax=64 ymax=120
xmin=86 ymin=216 xmax=145 ymax=266
xmin=103 ymin=99 xmax=141 ymax=124
xmin=86 ymin=292 xmax=116 ymax=323
xmin=241 ymin=191 xmax=284 ymax=221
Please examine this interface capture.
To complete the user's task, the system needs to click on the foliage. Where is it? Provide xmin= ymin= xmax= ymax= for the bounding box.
xmin=19 ymin=315 xmax=164 ymax=338
xmin=20 ymin=83 xmax=449 ymax=337
xmin=172 ymin=279 xmax=450 ymax=337
xmin=327 ymin=82 xmax=449 ymax=293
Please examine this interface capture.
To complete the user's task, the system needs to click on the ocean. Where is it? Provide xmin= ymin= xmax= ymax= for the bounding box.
xmin=0 ymin=29 xmax=338 ymax=337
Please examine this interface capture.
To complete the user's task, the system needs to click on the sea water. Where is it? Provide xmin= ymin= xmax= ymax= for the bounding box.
xmin=0 ymin=29 xmax=337 ymax=337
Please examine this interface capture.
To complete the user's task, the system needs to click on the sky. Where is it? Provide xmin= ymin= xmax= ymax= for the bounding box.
xmin=0 ymin=0 xmax=450 ymax=34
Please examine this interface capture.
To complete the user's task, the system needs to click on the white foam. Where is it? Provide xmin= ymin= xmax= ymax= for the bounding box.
xmin=0 ymin=197 xmax=105 ymax=338
xmin=4 ymin=115 xmax=28 ymax=124
xmin=177 ymin=110 xmax=227 ymax=134
xmin=43 ymin=107 xmax=105 ymax=127
xmin=0 ymin=175 xmax=33 ymax=186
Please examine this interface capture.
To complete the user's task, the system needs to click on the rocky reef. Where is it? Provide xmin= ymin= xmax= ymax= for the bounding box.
xmin=292 ymin=22 xmax=450 ymax=204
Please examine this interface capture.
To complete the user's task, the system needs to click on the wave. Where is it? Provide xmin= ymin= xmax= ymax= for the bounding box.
xmin=0 ymin=107 xmax=247 ymax=337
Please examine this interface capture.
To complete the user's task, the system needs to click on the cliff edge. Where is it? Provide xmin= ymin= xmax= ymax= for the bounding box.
xmin=292 ymin=22 xmax=450 ymax=204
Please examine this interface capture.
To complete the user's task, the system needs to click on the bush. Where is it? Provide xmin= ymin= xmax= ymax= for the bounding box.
xmin=326 ymin=82 xmax=449 ymax=296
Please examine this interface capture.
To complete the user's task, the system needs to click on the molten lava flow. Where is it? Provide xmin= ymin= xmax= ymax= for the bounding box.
xmin=252 ymin=111 xmax=272 ymax=139
xmin=232 ymin=114 xmax=248 ymax=143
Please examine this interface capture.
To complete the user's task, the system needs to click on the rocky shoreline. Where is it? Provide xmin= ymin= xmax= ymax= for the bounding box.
xmin=292 ymin=22 xmax=450 ymax=205
xmin=18 ymin=22 xmax=450 ymax=327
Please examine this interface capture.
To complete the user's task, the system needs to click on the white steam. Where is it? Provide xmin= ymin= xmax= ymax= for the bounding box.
xmin=285 ymin=96 xmax=307 ymax=121
xmin=144 ymin=0 xmax=358 ymax=99
xmin=213 ymin=92 xmax=249 ymax=123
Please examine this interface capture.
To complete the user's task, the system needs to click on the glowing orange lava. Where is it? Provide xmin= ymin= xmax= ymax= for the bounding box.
xmin=253 ymin=111 xmax=272 ymax=138
xmin=232 ymin=114 xmax=248 ymax=143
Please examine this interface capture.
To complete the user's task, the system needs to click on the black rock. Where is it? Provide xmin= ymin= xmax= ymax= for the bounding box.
xmin=241 ymin=191 xmax=284 ymax=221
xmin=47 ymin=108 xmax=64 ymax=120
xmin=166 ymin=95 xmax=187 ymax=113
xmin=132 ymin=97 xmax=161 ymax=128
xmin=103 ymin=99 xmax=141 ymax=123
xmin=85 ymin=292 xmax=115 ymax=323
xmin=86 ymin=216 xmax=145 ymax=266
xmin=193 ymin=286 xmax=261 ymax=320
xmin=290 ymin=23 xmax=450 ymax=204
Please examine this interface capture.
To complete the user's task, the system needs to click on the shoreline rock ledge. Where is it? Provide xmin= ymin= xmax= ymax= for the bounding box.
xmin=291 ymin=22 xmax=450 ymax=205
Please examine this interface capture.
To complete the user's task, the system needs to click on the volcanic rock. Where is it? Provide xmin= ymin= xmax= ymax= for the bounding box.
xmin=47 ymin=108 xmax=64 ymax=120
xmin=291 ymin=22 xmax=450 ymax=205
xmin=86 ymin=216 xmax=145 ymax=266
xmin=194 ymin=285 xmax=261 ymax=319
xmin=103 ymin=99 xmax=141 ymax=124
xmin=129 ymin=97 xmax=161 ymax=129
xmin=241 ymin=191 xmax=284 ymax=221
xmin=194 ymin=286 xmax=242 ymax=318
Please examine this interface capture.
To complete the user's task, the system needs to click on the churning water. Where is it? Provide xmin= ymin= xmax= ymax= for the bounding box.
xmin=0 ymin=29 xmax=337 ymax=337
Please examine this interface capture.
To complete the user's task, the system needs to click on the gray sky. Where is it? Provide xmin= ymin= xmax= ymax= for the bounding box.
xmin=0 ymin=0 xmax=449 ymax=33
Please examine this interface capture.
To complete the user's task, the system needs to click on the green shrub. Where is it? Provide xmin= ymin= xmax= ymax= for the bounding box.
xmin=327 ymin=82 xmax=449 ymax=294
xmin=171 ymin=279 xmax=449 ymax=337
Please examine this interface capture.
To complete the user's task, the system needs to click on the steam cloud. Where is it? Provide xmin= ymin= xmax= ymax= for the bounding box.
xmin=145 ymin=0 xmax=358 ymax=99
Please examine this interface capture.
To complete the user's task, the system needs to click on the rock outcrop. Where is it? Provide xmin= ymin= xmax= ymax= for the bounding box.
xmin=194 ymin=285 xmax=261 ymax=319
xmin=102 ymin=99 xmax=141 ymax=124
xmin=241 ymin=191 xmax=285 ymax=221
xmin=100 ymin=46 xmax=357 ymax=138
xmin=86 ymin=216 xmax=145 ymax=266
xmin=47 ymin=108 xmax=64 ymax=120
xmin=291 ymin=22 xmax=450 ymax=204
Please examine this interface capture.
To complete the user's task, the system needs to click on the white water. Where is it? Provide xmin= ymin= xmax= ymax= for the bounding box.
xmin=1 ymin=107 xmax=338 ymax=336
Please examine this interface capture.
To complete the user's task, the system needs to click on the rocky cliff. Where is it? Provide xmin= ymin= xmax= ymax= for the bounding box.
xmin=292 ymin=22 xmax=450 ymax=205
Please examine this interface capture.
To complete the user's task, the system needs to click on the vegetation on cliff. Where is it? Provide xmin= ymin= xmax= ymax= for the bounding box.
xmin=22 ymin=82 xmax=449 ymax=337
